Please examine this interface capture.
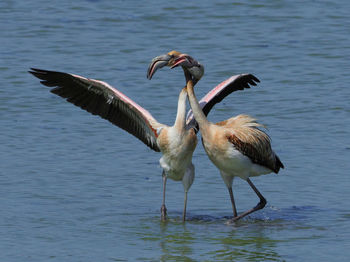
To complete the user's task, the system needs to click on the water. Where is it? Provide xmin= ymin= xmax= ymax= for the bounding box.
xmin=1 ymin=0 xmax=350 ymax=261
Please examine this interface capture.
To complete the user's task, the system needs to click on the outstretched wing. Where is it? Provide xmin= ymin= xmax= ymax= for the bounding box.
xmin=186 ymin=74 xmax=260 ymax=131
xmin=29 ymin=68 xmax=162 ymax=152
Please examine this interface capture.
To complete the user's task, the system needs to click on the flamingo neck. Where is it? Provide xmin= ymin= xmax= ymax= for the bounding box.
xmin=174 ymin=87 xmax=187 ymax=131
xmin=186 ymin=79 xmax=210 ymax=131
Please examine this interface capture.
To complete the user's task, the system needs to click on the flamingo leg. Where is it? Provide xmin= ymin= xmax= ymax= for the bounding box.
xmin=182 ymin=191 xmax=188 ymax=222
xmin=161 ymin=171 xmax=167 ymax=221
xmin=228 ymin=187 xmax=238 ymax=217
xmin=230 ymin=178 xmax=266 ymax=222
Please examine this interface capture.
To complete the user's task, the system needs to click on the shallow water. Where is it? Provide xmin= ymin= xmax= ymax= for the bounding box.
xmin=1 ymin=0 xmax=350 ymax=261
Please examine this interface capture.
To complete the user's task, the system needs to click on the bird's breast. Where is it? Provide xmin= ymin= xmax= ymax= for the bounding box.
xmin=158 ymin=128 xmax=197 ymax=181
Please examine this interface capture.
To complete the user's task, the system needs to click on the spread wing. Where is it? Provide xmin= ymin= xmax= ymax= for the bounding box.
xmin=29 ymin=68 xmax=162 ymax=152
xmin=186 ymin=74 xmax=260 ymax=131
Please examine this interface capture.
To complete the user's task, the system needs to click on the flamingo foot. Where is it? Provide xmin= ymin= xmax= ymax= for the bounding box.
xmin=227 ymin=198 xmax=267 ymax=224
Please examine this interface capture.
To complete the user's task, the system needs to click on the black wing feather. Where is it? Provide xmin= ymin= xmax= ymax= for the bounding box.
xmin=29 ymin=68 xmax=160 ymax=152
xmin=186 ymin=74 xmax=260 ymax=131
xmin=201 ymin=74 xmax=260 ymax=116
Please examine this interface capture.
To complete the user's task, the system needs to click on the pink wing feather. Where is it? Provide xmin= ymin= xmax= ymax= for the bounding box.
xmin=29 ymin=68 xmax=162 ymax=152
xmin=186 ymin=74 xmax=260 ymax=130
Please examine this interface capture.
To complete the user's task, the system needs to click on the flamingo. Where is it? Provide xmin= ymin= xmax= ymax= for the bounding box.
xmin=29 ymin=52 xmax=260 ymax=221
xmin=152 ymin=52 xmax=284 ymax=222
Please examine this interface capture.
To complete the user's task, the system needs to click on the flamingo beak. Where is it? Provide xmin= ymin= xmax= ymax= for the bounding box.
xmin=147 ymin=51 xmax=203 ymax=85
xmin=170 ymin=55 xmax=188 ymax=69
xmin=170 ymin=54 xmax=204 ymax=85
xmin=147 ymin=54 xmax=173 ymax=80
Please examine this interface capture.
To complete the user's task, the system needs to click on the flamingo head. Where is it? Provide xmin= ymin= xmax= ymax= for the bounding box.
xmin=147 ymin=50 xmax=204 ymax=85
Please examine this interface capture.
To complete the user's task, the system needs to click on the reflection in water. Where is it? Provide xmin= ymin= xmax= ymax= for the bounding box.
xmin=158 ymin=222 xmax=195 ymax=262
xmin=137 ymin=206 xmax=327 ymax=261
xmin=207 ymin=229 xmax=283 ymax=262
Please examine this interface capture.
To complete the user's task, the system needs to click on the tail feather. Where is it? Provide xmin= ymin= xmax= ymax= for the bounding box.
xmin=274 ymin=155 xmax=284 ymax=173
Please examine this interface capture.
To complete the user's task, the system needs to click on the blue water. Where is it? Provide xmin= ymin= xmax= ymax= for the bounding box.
xmin=1 ymin=0 xmax=350 ymax=261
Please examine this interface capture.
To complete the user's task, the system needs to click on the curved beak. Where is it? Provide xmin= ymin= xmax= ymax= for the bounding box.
xmin=147 ymin=51 xmax=204 ymax=86
xmin=147 ymin=54 xmax=172 ymax=80
xmin=171 ymin=54 xmax=204 ymax=85
xmin=170 ymin=54 xmax=191 ymax=69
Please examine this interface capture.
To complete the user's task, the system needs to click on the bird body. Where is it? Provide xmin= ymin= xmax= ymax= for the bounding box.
xmin=157 ymin=88 xmax=197 ymax=183
xmin=29 ymin=68 xmax=195 ymax=221
xmin=200 ymin=116 xmax=274 ymax=183
xmin=158 ymin=127 xmax=197 ymax=181
xmin=186 ymin=76 xmax=283 ymax=221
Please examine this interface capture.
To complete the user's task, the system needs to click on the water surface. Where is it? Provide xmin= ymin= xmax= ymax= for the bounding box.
xmin=1 ymin=0 xmax=350 ymax=261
